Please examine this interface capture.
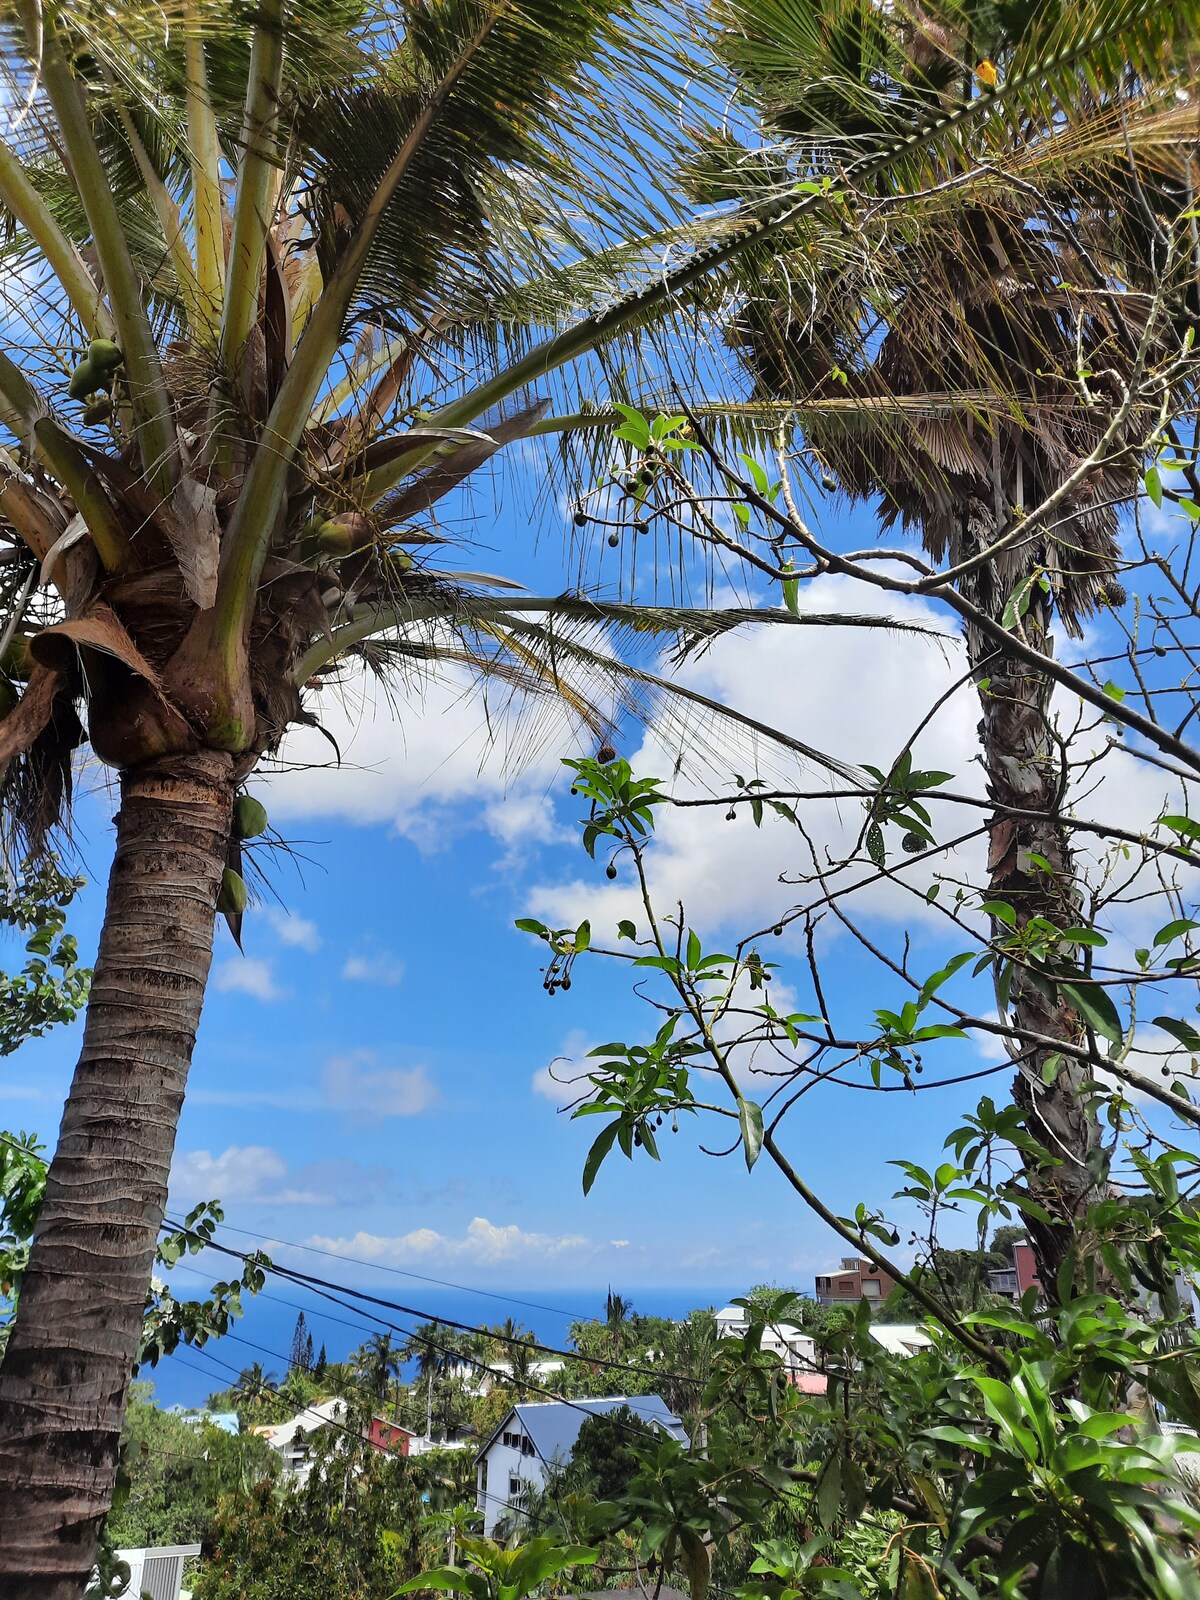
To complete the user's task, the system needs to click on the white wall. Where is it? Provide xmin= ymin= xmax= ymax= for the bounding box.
xmin=476 ymin=1432 xmax=545 ymax=1535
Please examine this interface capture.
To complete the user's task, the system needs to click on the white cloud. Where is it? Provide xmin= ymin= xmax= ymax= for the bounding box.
xmin=322 ymin=1050 xmax=437 ymax=1118
xmin=342 ymin=950 xmax=406 ymax=986
xmin=265 ymin=908 xmax=322 ymax=952
xmin=306 ymin=1215 xmax=592 ymax=1266
xmin=170 ymin=1145 xmax=327 ymax=1206
xmin=264 ymin=667 xmax=579 ymax=850
xmin=528 ymin=576 xmax=980 ymax=939
xmin=170 ymin=1144 xmax=391 ymax=1207
xmin=532 ymin=1028 xmax=595 ymax=1105
xmin=213 ymin=956 xmax=284 ymax=1002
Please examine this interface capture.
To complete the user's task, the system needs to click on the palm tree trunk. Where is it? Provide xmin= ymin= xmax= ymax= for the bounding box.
xmin=965 ymin=536 xmax=1103 ymax=1296
xmin=0 ymin=747 xmax=233 ymax=1598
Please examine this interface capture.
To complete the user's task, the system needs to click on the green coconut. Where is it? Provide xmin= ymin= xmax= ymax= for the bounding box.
xmin=87 ymin=338 xmax=124 ymax=373
xmin=233 ymin=794 xmax=268 ymax=840
xmin=1 ymin=635 xmax=32 ymax=681
xmin=217 ymin=867 xmax=248 ymax=916
xmin=316 ymin=518 xmax=353 ymax=556
xmin=67 ymin=358 xmax=101 ymax=400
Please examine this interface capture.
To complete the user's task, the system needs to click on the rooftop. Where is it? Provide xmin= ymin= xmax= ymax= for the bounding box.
xmin=479 ymin=1395 xmax=687 ymax=1466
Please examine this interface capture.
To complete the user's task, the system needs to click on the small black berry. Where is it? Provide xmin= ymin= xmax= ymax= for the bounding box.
xmin=606 ymin=862 xmax=618 ymax=880
xmin=608 ymin=532 xmax=620 ymax=548
xmin=573 ymin=510 xmax=588 ymax=527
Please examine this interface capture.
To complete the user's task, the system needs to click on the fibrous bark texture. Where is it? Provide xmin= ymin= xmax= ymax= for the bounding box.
xmin=0 ymin=747 xmax=232 ymax=1598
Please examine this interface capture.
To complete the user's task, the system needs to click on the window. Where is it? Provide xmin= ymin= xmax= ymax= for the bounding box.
xmin=862 ymin=1280 xmax=880 ymax=1297
xmin=509 ymin=1475 xmax=522 ymax=1497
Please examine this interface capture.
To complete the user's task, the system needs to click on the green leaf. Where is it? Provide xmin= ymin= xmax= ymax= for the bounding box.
xmin=739 ymin=1098 xmax=764 ymax=1172
xmin=617 ymin=920 xmax=637 ymax=940
xmin=611 ymin=403 xmax=650 ymax=450
xmin=1145 ymin=466 xmax=1163 ymax=507
xmin=1153 ymin=1016 xmax=1200 ymax=1052
xmin=582 ymin=1121 xmax=620 ymax=1195
xmin=1154 ymin=918 xmax=1200 ymax=947
xmin=816 ymin=1453 xmax=842 ymax=1531
xmin=1058 ymin=980 xmax=1123 ymax=1045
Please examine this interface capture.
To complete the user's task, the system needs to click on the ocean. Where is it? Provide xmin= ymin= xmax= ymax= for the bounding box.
xmin=145 ymin=1278 xmax=743 ymax=1408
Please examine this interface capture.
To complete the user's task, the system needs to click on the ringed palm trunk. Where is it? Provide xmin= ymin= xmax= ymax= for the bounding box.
xmin=0 ymin=748 xmax=233 ymax=1598
xmin=962 ymin=518 xmax=1104 ymax=1297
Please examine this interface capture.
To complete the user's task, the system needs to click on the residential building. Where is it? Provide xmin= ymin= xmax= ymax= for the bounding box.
xmin=447 ymin=1355 xmax=567 ymax=1398
xmin=474 ymin=1395 xmax=688 ymax=1536
xmin=88 ymin=1545 xmax=200 ymax=1600
xmin=368 ymin=1415 xmax=420 ymax=1456
xmin=814 ymin=1257 xmax=896 ymax=1310
xmin=714 ymin=1304 xmax=824 ymax=1392
xmin=252 ymin=1396 xmax=347 ymax=1483
xmin=987 ymin=1241 xmax=1041 ymax=1300
xmin=868 ymin=1323 xmax=933 ymax=1357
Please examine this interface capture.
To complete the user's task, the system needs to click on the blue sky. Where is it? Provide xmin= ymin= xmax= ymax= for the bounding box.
xmin=1 ymin=449 xmax=1180 ymax=1312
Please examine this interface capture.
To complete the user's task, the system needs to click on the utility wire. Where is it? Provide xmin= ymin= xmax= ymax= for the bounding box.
xmin=187 ymin=1216 xmax=592 ymax=1322
xmin=162 ymin=1212 xmax=712 ymax=1391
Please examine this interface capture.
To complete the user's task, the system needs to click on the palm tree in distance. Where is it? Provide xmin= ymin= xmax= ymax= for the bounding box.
xmin=355 ymin=1332 xmax=403 ymax=1414
xmin=403 ymin=1321 xmax=452 ymax=1439
xmin=605 ymin=1289 xmax=632 ymax=1363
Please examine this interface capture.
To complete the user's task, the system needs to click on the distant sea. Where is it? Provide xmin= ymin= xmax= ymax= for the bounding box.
xmin=146 ymin=1282 xmax=744 ymax=1409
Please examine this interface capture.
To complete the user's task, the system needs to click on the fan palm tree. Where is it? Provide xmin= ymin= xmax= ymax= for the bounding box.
xmin=0 ymin=0 xmax=1146 ymax=1587
xmin=701 ymin=0 xmax=1199 ymax=1287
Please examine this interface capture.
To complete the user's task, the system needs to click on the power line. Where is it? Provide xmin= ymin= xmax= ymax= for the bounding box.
xmin=162 ymin=1212 xmax=709 ymax=1392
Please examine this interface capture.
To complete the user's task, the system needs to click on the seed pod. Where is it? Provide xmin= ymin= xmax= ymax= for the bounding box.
xmin=606 ymin=862 xmax=617 ymax=880
xmin=901 ymin=832 xmax=924 ymax=854
xmin=233 ymin=794 xmax=269 ymax=840
xmin=217 ymin=867 xmax=248 ymax=916
xmin=573 ymin=510 xmax=589 ymax=527
xmin=87 ymin=338 xmax=124 ymax=374
xmin=68 ymin=358 xmax=101 ymax=400
xmin=82 ymin=396 xmax=113 ymax=425
xmin=597 ymin=743 xmax=617 ymax=763
xmin=607 ymin=532 xmax=620 ymax=548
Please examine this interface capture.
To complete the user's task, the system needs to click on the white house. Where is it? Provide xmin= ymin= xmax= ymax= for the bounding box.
xmin=868 ymin=1323 xmax=933 ymax=1357
xmin=252 ymin=1396 xmax=347 ymax=1483
xmin=88 ymin=1545 xmax=200 ymax=1600
xmin=474 ymin=1395 xmax=688 ymax=1535
xmin=446 ymin=1356 xmax=567 ymax=1398
xmin=715 ymin=1305 xmax=819 ymax=1381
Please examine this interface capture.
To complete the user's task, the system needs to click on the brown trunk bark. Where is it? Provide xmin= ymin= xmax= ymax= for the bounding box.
xmin=965 ymin=537 xmax=1104 ymax=1298
xmin=0 ymin=747 xmax=233 ymax=1597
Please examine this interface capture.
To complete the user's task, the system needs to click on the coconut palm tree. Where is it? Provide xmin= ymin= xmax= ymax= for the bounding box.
xmin=604 ymin=1288 xmax=632 ymax=1362
xmin=0 ymin=0 xmax=1151 ymax=1586
xmin=699 ymin=0 xmax=1199 ymax=1288
xmin=402 ymin=1321 xmax=454 ymax=1439
xmin=355 ymin=1332 xmax=404 ymax=1413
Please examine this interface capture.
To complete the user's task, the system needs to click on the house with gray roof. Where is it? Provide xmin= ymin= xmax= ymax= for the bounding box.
xmin=474 ymin=1396 xmax=687 ymax=1535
